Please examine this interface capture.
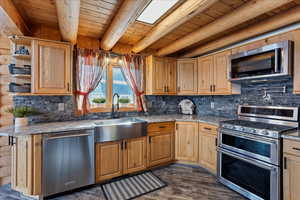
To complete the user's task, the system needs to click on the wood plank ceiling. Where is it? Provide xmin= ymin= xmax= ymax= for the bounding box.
xmin=11 ymin=0 xmax=300 ymax=56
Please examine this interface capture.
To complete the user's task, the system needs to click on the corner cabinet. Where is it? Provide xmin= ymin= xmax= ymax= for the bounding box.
xmin=177 ymin=58 xmax=198 ymax=95
xmin=197 ymin=50 xmax=240 ymax=95
xmin=175 ymin=122 xmax=199 ymax=163
xmin=146 ymin=55 xmax=176 ymax=95
xmin=32 ymin=40 xmax=72 ymax=95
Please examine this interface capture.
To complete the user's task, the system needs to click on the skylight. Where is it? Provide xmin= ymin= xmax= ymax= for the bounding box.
xmin=137 ymin=0 xmax=179 ymax=24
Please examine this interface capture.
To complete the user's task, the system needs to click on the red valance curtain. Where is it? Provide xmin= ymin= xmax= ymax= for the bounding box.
xmin=75 ymin=48 xmax=110 ymax=114
xmin=120 ymin=55 xmax=147 ymax=112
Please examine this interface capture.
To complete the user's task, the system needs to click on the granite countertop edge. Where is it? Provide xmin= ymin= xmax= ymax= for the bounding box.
xmin=0 ymin=114 xmax=231 ymax=137
xmin=281 ymin=131 xmax=300 ymax=142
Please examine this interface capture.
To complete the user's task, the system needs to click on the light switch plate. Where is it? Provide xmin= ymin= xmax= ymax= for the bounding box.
xmin=58 ymin=103 xmax=65 ymax=111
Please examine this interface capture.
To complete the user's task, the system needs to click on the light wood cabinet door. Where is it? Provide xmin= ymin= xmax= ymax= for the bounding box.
xmin=199 ymin=132 xmax=217 ymax=173
xmin=152 ymin=57 xmax=166 ymax=94
xmin=213 ymin=50 xmax=232 ymax=95
xmin=32 ymin=40 xmax=71 ymax=94
xmin=175 ymin=122 xmax=198 ymax=162
xmin=198 ymin=56 xmax=213 ymax=95
xmin=123 ymin=137 xmax=147 ymax=174
xmin=283 ymin=153 xmax=300 ymax=200
xmin=166 ymin=58 xmax=177 ymax=95
xmin=148 ymin=132 xmax=174 ymax=167
xmin=177 ymin=59 xmax=197 ymax=95
xmin=11 ymin=135 xmax=42 ymax=195
xmin=95 ymin=141 xmax=123 ymax=182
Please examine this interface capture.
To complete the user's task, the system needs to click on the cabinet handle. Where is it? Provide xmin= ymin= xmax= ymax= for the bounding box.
xmin=215 ymin=138 xmax=218 ymax=146
xmin=149 ymin=136 xmax=151 ymax=144
xmin=67 ymin=83 xmax=70 ymax=92
xmin=176 ymin=124 xmax=178 ymax=130
xmin=213 ymin=85 xmax=216 ymax=92
xmin=121 ymin=141 xmax=124 ymax=150
xmin=210 ymin=85 xmax=212 ymax=92
xmin=159 ymin=126 xmax=166 ymax=129
xmin=124 ymin=141 xmax=127 ymax=149
xmin=204 ymin=127 xmax=212 ymax=131
xmin=166 ymin=86 xmax=169 ymax=93
xmin=8 ymin=136 xmax=16 ymax=146
xmin=284 ymin=157 xmax=287 ymax=169
xmin=292 ymin=147 xmax=300 ymax=151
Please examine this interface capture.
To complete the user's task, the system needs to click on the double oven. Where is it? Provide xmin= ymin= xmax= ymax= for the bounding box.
xmin=217 ymin=105 xmax=299 ymax=200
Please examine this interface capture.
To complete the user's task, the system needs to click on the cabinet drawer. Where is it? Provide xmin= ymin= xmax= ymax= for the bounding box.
xmin=199 ymin=123 xmax=218 ymax=135
xmin=147 ymin=122 xmax=174 ymax=134
xmin=284 ymin=139 xmax=300 ymax=156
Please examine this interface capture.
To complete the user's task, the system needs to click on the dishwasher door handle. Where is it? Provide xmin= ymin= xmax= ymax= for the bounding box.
xmin=45 ymin=133 xmax=90 ymax=140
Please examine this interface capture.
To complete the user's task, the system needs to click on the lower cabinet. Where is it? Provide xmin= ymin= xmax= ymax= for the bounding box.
xmin=95 ymin=137 xmax=147 ymax=182
xmin=147 ymin=122 xmax=175 ymax=167
xmin=11 ymin=135 xmax=42 ymax=196
xmin=198 ymin=123 xmax=218 ymax=173
xmin=283 ymin=139 xmax=300 ymax=200
xmin=175 ymin=122 xmax=199 ymax=163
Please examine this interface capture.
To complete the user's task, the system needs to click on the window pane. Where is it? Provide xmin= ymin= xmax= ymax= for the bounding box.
xmin=112 ymin=67 xmax=135 ymax=107
xmin=89 ymin=70 xmax=107 ymax=108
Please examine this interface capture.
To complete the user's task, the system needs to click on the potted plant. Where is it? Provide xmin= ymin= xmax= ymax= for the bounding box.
xmin=119 ymin=98 xmax=130 ymax=107
xmin=6 ymin=106 xmax=37 ymax=127
xmin=92 ymin=98 xmax=106 ymax=106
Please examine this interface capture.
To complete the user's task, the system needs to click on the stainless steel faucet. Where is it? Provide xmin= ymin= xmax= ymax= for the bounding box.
xmin=112 ymin=93 xmax=120 ymax=118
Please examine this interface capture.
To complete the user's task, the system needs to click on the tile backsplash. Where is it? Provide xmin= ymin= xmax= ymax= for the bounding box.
xmin=13 ymin=78 xmax=300 ymax=124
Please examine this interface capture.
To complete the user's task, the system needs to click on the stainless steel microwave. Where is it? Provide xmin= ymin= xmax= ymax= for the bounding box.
xmin=228 ymin=40 xmax=293 ymax=81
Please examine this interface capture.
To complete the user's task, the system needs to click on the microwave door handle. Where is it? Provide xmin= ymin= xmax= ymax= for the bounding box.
xmin=275 ymin=48 xmax=279 ymax=72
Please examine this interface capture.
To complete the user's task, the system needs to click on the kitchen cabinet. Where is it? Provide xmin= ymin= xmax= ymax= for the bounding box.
xmin=95 ymin=141 xmax=123 ymax=182
xmin=147 ymin=122 xmax=175 ymax=167
xmin=11 ymin=135 xmax=42 ymax=196
xmin=123 ymin=137 xmax=147 ymax=174
xmin=177 ymin=58 xmax=198 ymax=95
xmin=96 ymin=137 xmax=147 ymax=182
xmin=197 ymin=50 xmax=240 ymax=95
xmin=198 ymin=123 xmax=218 ymax=173
xmin=283 ymin=139 xmax=300 ymax=200
xmin=32 ymin=40 xmax=72 ymax=95
xmin=175 ymin=122 xmax=198 ymax=163
xmin=146 ymin=55 xmax=176 ymax=95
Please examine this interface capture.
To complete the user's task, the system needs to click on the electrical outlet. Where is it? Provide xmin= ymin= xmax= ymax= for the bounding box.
xmin=58 ymin=103 xmax=65 ymax=111
xmin=211 ymin=102 xmax=215 ymax=109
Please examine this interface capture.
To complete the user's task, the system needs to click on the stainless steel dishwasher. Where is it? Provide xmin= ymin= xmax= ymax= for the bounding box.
xmin=43 ymin=129 xmax=95 ymax=197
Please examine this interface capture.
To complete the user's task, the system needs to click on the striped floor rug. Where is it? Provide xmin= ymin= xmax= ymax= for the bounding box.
xmin=101 ymin=171 xmax=167 ymax=200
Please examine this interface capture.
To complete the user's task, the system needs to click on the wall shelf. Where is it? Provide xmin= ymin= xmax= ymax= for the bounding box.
xmin=12 ymin=54 xmax=31 ymax=59
xmin=11 ymin=74 xmax=31 ymax=78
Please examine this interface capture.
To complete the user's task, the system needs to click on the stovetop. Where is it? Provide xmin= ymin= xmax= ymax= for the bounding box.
xmin=220 ymin=119 xmax=297 ymax=138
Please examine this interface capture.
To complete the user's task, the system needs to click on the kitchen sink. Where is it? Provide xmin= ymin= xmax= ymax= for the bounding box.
xmin=94 ymin=118 xmax=147 ymax=143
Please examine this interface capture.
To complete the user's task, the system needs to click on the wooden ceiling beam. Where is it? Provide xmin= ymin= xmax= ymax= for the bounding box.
xmin=55 ymin=0 xmax=81 ymax=44
xmin=183 ymin=6 xmax=300 ymax=58
xmin=156 ymin=0 xmax=294 ymax=56
xmin=100 ymin=0 xmax=151 ymax=51
xmin=0 ymin=0 xmax=30 ymax=36
xmin=131 ymin=0 xmax=218 ymax=53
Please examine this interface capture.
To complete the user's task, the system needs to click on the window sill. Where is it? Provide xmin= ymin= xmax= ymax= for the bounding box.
xmin=89 ymin=107 xmax=137 ymax=113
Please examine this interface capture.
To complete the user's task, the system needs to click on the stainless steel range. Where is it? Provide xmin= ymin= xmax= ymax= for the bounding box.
xmin=218 ymin=105 xmax=299 ymax=200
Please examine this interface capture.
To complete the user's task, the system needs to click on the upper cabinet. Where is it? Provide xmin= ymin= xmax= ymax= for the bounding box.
xmin=32 ymin=40 xmax=72 ymax=94
xmin=146 ymin=55 xmax=176 ymax=95
xmin=177 ymin=59 xmax=198 ymax=95
xmin=198 ymin=50 xmax=240 ymax=95
xmin=9 ymin=36 xmax=72 ymax=96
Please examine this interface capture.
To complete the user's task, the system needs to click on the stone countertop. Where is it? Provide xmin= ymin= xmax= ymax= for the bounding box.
xmin=0 ymin=114 xmax=231 ymax=137
xmin=282 ymin=130 xmax=300 ymax=142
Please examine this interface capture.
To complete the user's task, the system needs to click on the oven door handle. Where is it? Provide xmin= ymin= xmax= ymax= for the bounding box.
xmin=219 ymin=129 xmax=278 ymax=145
xmin=218 ymin=148 xmax=278 ymax=171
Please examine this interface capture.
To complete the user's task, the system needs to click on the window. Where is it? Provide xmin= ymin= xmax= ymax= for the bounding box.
xmin=137 ymin=0 xmax=179 ymax=24
xmin=89 ymin=63 xmax=136 ymax=112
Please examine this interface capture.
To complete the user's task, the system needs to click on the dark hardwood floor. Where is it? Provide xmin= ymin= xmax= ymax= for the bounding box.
xmin=0 ymin=164 xmax=246 ymax=200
